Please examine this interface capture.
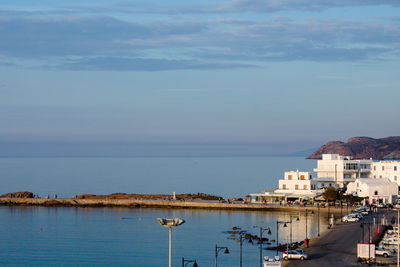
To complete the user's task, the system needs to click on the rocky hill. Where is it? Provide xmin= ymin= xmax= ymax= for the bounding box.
xmin=307 ymin=136 xmax=400 ymax=160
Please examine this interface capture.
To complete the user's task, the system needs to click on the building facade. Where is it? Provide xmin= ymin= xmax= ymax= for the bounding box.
xmin=346 ymin=178 xmax=398 ymax=204
xmin=371 ymin=161 xmax=400 ymax=185
xmin=313 ymin=154 xmax=373 ymax=187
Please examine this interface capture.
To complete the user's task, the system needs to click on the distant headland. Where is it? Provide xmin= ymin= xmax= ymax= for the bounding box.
xmin=307 ymin=136 xmax=400 ymax=160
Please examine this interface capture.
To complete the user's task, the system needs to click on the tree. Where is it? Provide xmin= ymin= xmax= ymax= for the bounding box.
xmin=322 ymin=187 xmax=340 ymax=202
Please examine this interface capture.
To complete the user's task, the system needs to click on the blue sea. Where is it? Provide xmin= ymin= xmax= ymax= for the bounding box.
xmin=0 ymin=157 xmax=333 ymax=266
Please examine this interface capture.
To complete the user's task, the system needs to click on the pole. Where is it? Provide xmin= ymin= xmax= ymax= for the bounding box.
xmin=318 ymin=203 xmax=320 ymax=236
xmin=340 ymin=201 xmax=343 ymax=221
xmin=239 ymin=235 xmax=242 ymax=267
xmin=306 ymin=210 xmax=308 ymax=240
xmin=259 ymin=228 xmax=262 ymax=267
xmin=397 ymin=208 xmax=399 ymax=267
xmin=368 ymin=224 xmax=371 ymax=265
xmin=215 ymin=245 xmax=218 ymax=267
xmin=169 ymin=227 xmax=172 ymax=267
xmin=276 ymin=222 xmax=279 ymax=256
xmin=290 ymin=217 xmax=293 ymax=244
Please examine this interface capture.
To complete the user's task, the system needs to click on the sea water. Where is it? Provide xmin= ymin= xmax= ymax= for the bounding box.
xmin=0 ymin=156 xmax=330 ymax=266
xmin=0 ymin=206 xmax=334 ymax=266
xmin=0 ymin=157 xmax=315 ymax=199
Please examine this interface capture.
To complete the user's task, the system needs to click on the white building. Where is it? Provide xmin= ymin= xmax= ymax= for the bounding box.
xmin=314 ymin=154 xmax=373 ymax=187
xmin=249 ymin=170 xmax=337 ymax=203
xmin=346 ymin=178 xmax=398 ymax=204
xmin=371 ymin=161 xmax=400 ymax=185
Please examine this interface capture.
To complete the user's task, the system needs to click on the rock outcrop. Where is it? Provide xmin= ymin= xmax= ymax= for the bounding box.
xmin=77 ymin=192 xmax=223 ymax=201
xmin=0 ymin=191 xmax=34 ymax=198
xmin=307 ymin=136 xmax=400 ymax=160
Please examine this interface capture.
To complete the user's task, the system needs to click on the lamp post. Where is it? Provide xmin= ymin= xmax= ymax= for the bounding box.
xmin=259 ymin=227 xmax=271 ymax=267
xmin=305 ymin=209 xmax=314 ymax=247
xmin=276 ymin=221 xmax=288 ymax=256
xmin=215 ymin=245 xmax=230 ymax=267
xmin=317 ymin=203 xmax=320 ymax=236
xmin=289 ymin=215 xmax=299 ymax=244
xmin=157 ymin=218 xmax=185 ymax=267
xmin=361 ymin=222 xmax=372 ymax=265
xmin=397 ymin=208 xmax=399 ymax=267
xmin=182 ymin=258 xmax=198 ymax=267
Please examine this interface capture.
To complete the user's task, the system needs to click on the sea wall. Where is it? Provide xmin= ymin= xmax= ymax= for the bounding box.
xmin=0 ymin=197 xmax=347 ymax=213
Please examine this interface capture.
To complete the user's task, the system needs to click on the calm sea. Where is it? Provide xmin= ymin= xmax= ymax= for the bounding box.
xmin=0 ymin=157 xmax=332 ymax=266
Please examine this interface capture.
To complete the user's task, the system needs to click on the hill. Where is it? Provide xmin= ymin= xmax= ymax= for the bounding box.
xmin=307 ymin=136 xmax=400 ymax=160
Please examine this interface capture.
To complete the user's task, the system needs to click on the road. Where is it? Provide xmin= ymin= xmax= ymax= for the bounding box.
xmin=285 ymin=209 xmax=395 ymax=267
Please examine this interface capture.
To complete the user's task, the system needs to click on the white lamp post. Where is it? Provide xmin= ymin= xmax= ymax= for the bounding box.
xmin=157 ymin=218 xmax=185 ymax=267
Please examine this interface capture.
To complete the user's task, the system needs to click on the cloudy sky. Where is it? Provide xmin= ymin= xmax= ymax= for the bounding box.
xmin=0 ymin=0 xmax=399 ymax=155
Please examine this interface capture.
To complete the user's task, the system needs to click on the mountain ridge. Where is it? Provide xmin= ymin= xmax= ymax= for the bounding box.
xmin=307 ymin=136 xmax=400 ymax=160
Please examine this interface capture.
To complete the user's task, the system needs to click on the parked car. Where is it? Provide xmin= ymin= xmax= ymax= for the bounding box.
xmin=342 ymin=214 xmax=360 ymax=222
xmin=375 ymin=247 xmax=393 ymax=257
xmin=282 ymin=250 xmax=308 ymax=260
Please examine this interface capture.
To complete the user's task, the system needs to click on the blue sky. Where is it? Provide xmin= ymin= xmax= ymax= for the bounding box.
xmin=0 ymin=0 xmax=399 ymax=155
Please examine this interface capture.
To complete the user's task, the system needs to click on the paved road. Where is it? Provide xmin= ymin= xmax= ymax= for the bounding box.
xmin=285 ymin=210 xmax=394 ymax=267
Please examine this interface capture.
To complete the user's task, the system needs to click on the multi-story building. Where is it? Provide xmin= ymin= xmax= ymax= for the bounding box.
xmin=371 ymin=161 xmax=400 ymax=185
xmin=313 ymin=154 xmax=373 ymax=187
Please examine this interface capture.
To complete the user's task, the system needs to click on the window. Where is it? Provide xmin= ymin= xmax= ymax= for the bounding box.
xmin=304 ymin=185 xmax=307 ymax=190
xmin=288 ymin=175 xmax=292 ymax=180
xmin=329 ymin=183 xmax=332 ymax=187
xmin=374 ymin=190 xmax=378 ymax=195
xmin=374 ymin=166 xmax=376 ymax=171
xmin=382 ymin=166 xmax=385 ymax=171
xmin=321 ymin=183 xmax=325 ymax=187
xmin=300 ymin=175 xmax=305 ymax=180
xmin=282 ymin=184 xmax=286 ymax=189
xmin=379 ymin=175 xmax=382 ymax=179
xmin=395 ymin=166 xmax=398 ymax=171
xmin=395 ymin=176 xmax=397 ymax=181
xmin=357 ymin=183 xmax=359 ymax=187
xmin=295 ymin=184 xmax=299 ymax=190
xmin=373 ymin=175 xmax=376 ymax=178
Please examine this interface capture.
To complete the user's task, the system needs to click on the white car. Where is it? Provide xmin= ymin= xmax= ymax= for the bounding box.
xmin=282 ymin=250 xmax=308 ymax=260
xmin=342 ymin=215 xmax=359 ymax=222
xmin=375 ymin=247 xmax=392 ymax=257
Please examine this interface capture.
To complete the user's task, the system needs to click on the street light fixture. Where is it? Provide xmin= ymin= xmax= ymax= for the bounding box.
xmin=157 ymin=218 xmax=185 ymax=267
xmin=215 ymin=245 xmax=230 ymax=267
xmin=276 ymin=221 xmax=288 ymax=256
xmin=182 ymin=257 xmax=198 ymax=267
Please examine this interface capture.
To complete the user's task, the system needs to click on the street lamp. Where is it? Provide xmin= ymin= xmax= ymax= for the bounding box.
xmin=157 ymin=218 xmax=185 ymax=267
xmin=317 ymin=203 xmax=320 ymax=236
xmin=289 ymin=215 xmax=299 ymax=244
xmin=276 ymin=221 xmax=288 ymax=256
xmin=215 ymin=245 xmax=229 ymax=267
xmin=258 ymin=227 xmax=271 ymax=267
xmin=360 ymin=222 xmax=372 ymax=265
xmin=305 ymin=209 xmax=314 ymax=247
xmin=182 ymin=258 xmax=198 ymax=267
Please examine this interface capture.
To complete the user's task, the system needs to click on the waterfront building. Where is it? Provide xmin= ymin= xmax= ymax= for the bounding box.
xmin=249 ymin=170 xmax=337 ymax=203
xmin=313 ymin=154 xmax=373 ymax=187
xmin=346 ymin=178 xmax=398 ymax=204
xmin=249 ymin=154 xmax=400 ymax=204
xmin=371 ymin=161 xmax=400 ymax=186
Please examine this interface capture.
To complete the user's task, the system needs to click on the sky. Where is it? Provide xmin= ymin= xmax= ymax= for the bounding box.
xmin=0 ymin=0 xmax=399 ymax=156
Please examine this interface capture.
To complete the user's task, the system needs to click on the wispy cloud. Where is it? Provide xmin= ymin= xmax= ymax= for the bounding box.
xmin=0 ymin=1 xmax=399 ymax=71
xmin=54 ymin=57 xmax=258 ymax=71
